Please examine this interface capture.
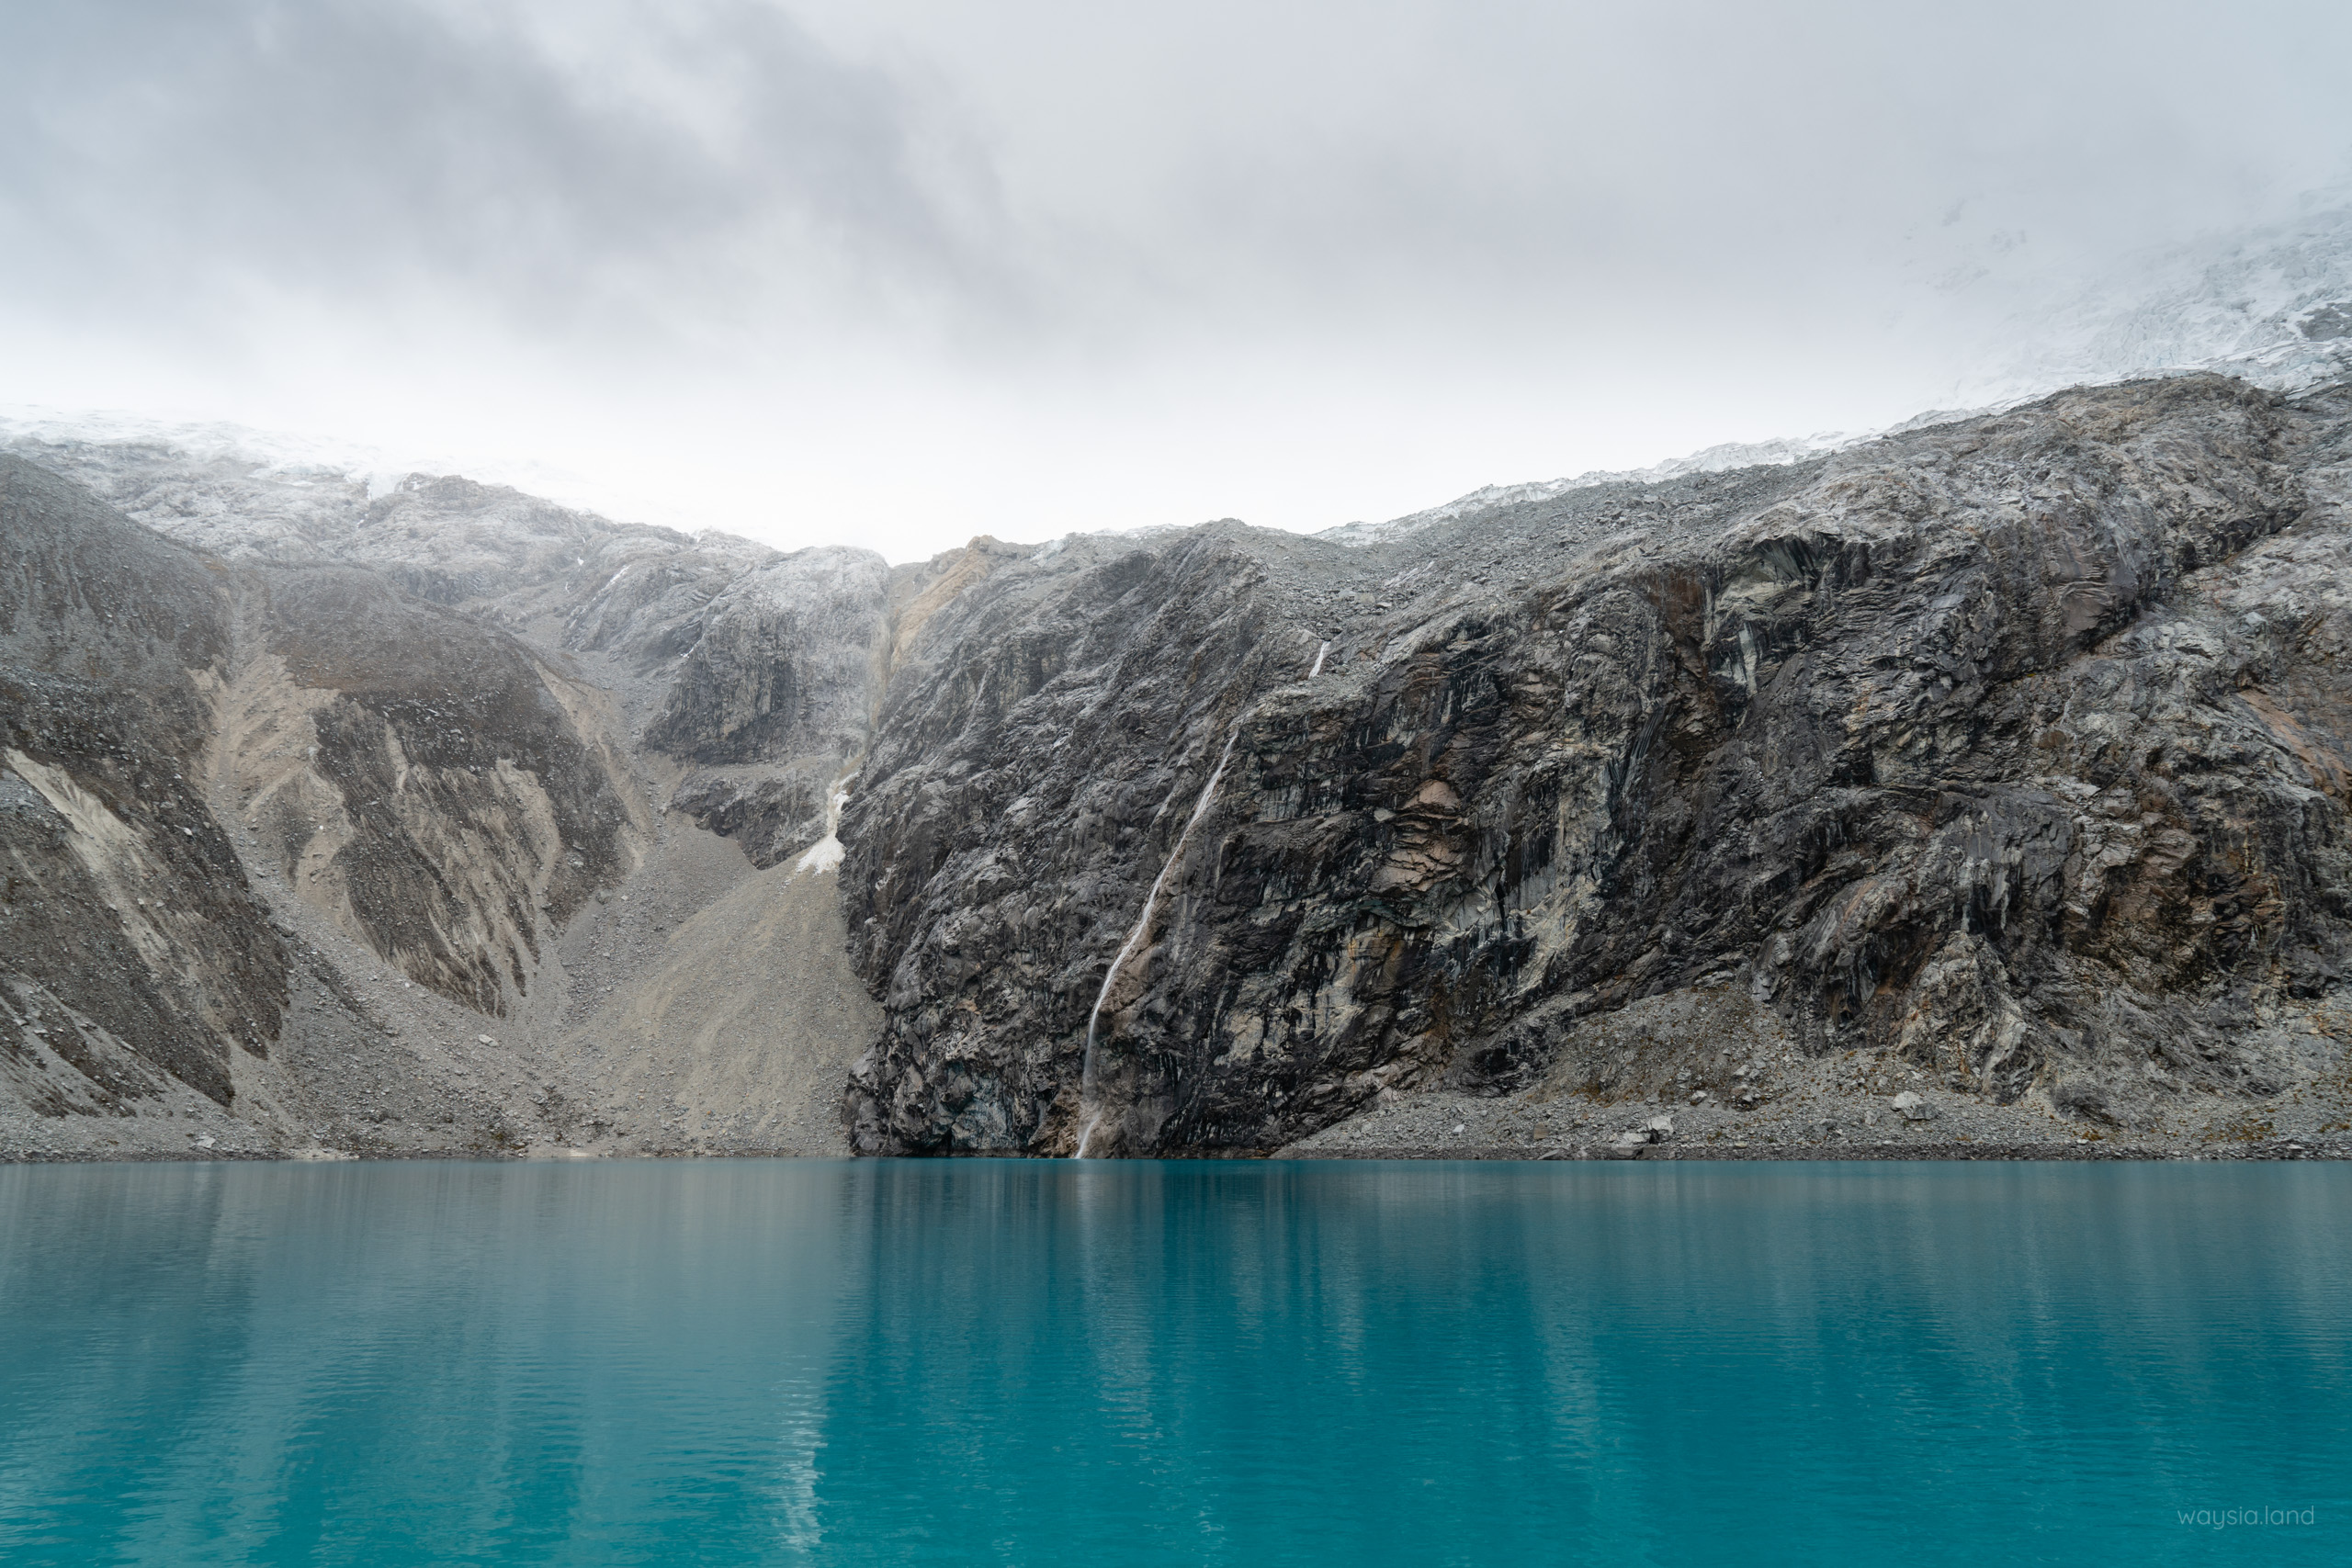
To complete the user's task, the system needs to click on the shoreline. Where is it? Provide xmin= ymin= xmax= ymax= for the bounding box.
xmin=6 ymin=1139 xmax=2350 ymax=1166
xmin=1284 ymin=1140 xmax=2352 ymax=1162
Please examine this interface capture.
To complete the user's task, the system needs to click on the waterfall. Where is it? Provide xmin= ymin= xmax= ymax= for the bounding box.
xmin=1074 ymin=721 xmax=1245 ymax=1157
xmin=789 ymin=773 xmax=855 ymax=881
xmin=1308 ymin=639 xmax=1329 ymax=678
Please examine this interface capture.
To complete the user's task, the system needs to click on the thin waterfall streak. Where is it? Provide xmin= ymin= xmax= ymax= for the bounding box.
xmin=789 ymin=771 xmax=856 ymax=881
xmin=1309 ymin=640 xmax=1329 ymax=679
xmin=1075 ymin=720 xmax=1246 ymax=1156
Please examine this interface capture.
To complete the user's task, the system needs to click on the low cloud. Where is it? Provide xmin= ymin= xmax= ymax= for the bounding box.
xmin=1 ymin=0 xmax=1015 ymax=349
xmin=6 ymin=0 xmax=2352 ymax=554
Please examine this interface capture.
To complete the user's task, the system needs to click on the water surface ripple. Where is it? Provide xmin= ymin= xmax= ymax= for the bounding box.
xmin=1 ymin=1159 xmax=2345 ymax=1565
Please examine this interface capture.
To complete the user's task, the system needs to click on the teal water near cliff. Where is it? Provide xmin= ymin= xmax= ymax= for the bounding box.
xmin=1 ymin=1158 xmax=2346 ymax=1565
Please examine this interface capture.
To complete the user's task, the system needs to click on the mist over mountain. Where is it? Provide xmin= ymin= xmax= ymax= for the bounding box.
xmin=12 ymin=0 xmax=2352 ymax=553
xmin=8 ymin=198 xmax=2352 ymax=1159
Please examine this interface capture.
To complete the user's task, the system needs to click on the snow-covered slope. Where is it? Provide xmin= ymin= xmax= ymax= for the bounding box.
xmin=12 ymin=197 xmax=2352 ymax=568
xmin=1328 ymin=195 xmax=2352 ymax=549
xmin=1315 ymin=432 xmax=1859 ymax=548
xmin=1962 ymin=199 xmax=2352 ymax=406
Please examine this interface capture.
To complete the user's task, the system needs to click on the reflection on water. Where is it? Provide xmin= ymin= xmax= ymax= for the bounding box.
xmin=1 ymin=1159 xmax=2346 ymax=1565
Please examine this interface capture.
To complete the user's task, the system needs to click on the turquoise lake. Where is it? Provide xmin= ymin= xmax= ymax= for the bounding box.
xmin=0 ymin=1158 xmax=2346 ymax=1565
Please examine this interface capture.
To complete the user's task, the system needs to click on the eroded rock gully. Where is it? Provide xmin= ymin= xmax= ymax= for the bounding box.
xmin=7 ymin=374 xmax=2352 ymax=1161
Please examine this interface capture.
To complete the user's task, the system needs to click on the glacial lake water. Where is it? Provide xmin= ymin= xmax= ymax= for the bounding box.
xmin=1 ymin=1159 xmax=2346 ymax=1566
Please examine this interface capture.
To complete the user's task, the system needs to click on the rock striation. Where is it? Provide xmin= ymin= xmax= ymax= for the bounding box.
xmin=7 ymin=373 xmax=2352 ymax=1160
xmin=842 ymin=376 xmax=2352 ymax=1155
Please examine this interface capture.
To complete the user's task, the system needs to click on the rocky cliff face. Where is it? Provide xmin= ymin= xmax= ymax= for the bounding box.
xmin=1 ymin=458 xmax=284 ymax=1112
xmin=6 ymin=373 xmax=2352 ymax=1161
xmin=232 ymin=563 xmax=648 ymax=1014
xmin=843 ymin=376 xmax=2352 ymax=1155
xmin=0 ymin=437 xmax=958 ymax=1157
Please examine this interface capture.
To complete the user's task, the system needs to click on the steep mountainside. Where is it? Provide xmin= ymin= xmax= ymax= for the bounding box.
xmin=843 ymin=378 xmax=2352 ymax=1154
xmin=0 ymin=449 xmax=939 ymax=1157
xmin=7 ymin=374 xmax=2352 ymax=1161
xmin=1 ymin=459 xmax=283 ymax=1114
xmin=1335 ymin=196 xmax=2352 ymax=558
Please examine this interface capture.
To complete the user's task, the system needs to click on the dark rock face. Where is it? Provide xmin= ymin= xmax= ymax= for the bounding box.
xmin=644 ymin=549 xmax=892 ymax=764
xmin=842 ymin=527 xmax=1324 ymax=1150
xmin=666 ymin=767 xmax=832 ymax=869
xmin=843 ymin=378 xmax=2352 ymax=1154
xmin=640 ymin=548 xmax=897 ymax=864
xmin=645 ymin=542 xmax=1012 ymax=868
xmin=0 ymin=457 xmax=286 ymax=1109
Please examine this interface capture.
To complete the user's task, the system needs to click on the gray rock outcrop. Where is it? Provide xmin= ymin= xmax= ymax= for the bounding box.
xmin=7 ymin=372 xmax=2352 ymax=1160
xmin=1 ymin=458 xmax=285 ymax=1110
xmin=843 ymin=376 xmax=2352 ymax=1155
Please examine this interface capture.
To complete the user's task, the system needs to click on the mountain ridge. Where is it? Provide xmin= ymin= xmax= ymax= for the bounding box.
xmin=9 ymin=369 xmax=2352 ymax=1160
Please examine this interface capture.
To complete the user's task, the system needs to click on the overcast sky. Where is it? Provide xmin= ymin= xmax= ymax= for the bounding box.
xmin=6 ymin=0 xmax=2351 ymax=558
